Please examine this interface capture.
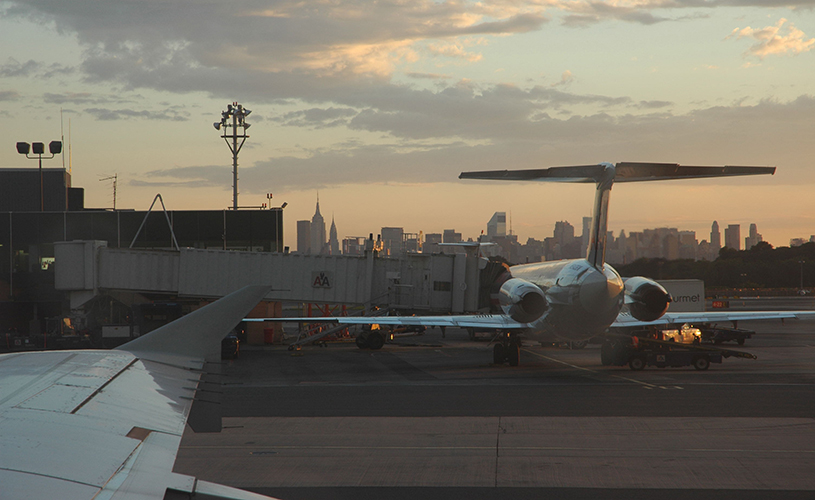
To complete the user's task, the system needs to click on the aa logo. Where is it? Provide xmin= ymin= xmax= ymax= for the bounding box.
xmin=312 ymin=271 xmax=332 ymax=288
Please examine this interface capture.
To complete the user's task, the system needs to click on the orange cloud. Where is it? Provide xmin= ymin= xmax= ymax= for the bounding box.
xmin=727 ymin=18 xmax=815 ymax=59
xmin=426 ymin=42 xmax=484 ymax=62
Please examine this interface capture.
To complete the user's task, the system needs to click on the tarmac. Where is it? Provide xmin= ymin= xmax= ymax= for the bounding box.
xmin=174 ymin=319 xmax=815 ymax=499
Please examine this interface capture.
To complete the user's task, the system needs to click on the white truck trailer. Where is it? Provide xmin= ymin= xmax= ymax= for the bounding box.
xmin=658 ymin=279 xmax=705 ymax=313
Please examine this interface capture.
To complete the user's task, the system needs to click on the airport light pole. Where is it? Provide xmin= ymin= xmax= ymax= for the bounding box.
xmin=273 ymin=201 xmax=287 ymax=252
xmin=214 ymin=102 xmax=251 ymax=210
xmin=16 ymin=140 xmax=63 ymax=211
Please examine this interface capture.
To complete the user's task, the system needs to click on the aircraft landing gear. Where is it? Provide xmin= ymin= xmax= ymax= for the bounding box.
xmin=355 ymin=333 xmax=369 ymax=349
xmin=493 ymin=333 xmax=521 ymax=366
xmin=356 ymin=330 xmax=385 ymax=350
xmin=493 ymin=343 xmax=505 ymax=364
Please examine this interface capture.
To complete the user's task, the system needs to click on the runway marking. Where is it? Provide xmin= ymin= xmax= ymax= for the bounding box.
xmin=522 ymin=349 xmax=683 ymax=390
xmin=184 ymin=444 xmax=815 ymax=454
xmin=189 ymin=445 xmax=498 ymax=451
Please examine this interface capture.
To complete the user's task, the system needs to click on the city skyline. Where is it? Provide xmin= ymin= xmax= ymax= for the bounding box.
xmin=297 ymin=199 xmax=801 ymax=262
xmin=1 ymin=1 xmax=814 ymax=248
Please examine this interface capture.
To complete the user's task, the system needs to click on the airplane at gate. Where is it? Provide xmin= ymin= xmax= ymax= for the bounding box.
xmin=249 ymin=162 xmax=815 ymax=366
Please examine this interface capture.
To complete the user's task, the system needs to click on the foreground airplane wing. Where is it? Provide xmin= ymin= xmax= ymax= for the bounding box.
xmin=0 ymin=285 xmax=276 ymax=500
xmin=246 ymin=314 xmax=530 ymax=330
xmin=613 ymin=310 xmax=815 ymax=328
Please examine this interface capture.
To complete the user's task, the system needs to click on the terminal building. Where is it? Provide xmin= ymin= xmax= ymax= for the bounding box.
xmin=0 ymin=167 xmax=283 ymax=338
xmin=2 ymin=167 xmax=497 ymax=347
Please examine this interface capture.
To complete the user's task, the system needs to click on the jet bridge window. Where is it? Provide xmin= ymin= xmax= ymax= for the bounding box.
xmin=433 ymin=281 xmax=452 ymax=292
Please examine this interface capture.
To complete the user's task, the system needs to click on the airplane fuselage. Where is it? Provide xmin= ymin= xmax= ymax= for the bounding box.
xmin=509 ymin=258 xmax=625 ymax=341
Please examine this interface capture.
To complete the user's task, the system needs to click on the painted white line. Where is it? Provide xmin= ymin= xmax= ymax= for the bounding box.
xmin=522 ymin=349 xmax=680 ymax=390
xmin=184 ymin=445 xmax=815 ymax=454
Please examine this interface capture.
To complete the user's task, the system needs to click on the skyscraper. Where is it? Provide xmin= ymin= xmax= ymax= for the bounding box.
xmin=381 ymin=227 xmax=404 ymax=256
xmin=554 ymin=221 xmax=575 ymax=248
xmin=443 ymin=229 xmax=462 ymax=244
xmin=329 ymin=216 xmax=340 ymax=255
xmin=486 ymin=212 xmax=506 ymax=237
xmin=296 ymin=220 xmax=311 ymax=254
xmin=724 ymin=224 xmax=740 ymax=251
xmin=710 ymin=221 xmax=721 ymax=252
xmin=745 ymin=223 xmax=762 ymax=250
xmin=310 ymin=195 xmax=326 ymax=255
xmin=423 ymin=233 xmax=442 ymax=254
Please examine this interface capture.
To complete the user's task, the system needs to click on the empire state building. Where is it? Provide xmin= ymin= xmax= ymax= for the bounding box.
xmin=310 ymin=196 xmax=326 ymax=255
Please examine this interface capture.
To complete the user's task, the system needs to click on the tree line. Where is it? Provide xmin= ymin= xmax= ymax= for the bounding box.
xmin=613 ymin=242 xmax=815 ymax=290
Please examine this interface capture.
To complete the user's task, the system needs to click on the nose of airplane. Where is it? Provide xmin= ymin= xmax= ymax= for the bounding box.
xmin=579 ymin=267 xmax=624 ymax=314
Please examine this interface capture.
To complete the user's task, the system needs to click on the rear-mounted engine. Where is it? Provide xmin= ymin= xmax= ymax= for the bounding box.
xmin=499 ymin=278 xmax=548 ymax=323
xmin=624 ymin=277 xmax=672 ymax=322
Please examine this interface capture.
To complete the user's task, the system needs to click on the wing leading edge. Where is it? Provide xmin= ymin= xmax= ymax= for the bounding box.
xmin=613 ymin=310 xmax=815 ymax=328
xmin=0 ymin=285 xmax=277 ymax=500
xmin=246 ymin=314 xmax=530 ymax=330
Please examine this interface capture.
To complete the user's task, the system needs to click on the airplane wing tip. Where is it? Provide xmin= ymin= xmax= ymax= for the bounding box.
xmin=119 ymin=284 xmax=272 ymax=362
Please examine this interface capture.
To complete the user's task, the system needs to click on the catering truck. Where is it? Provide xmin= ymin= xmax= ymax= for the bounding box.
xmin=658 ymin=279 xmax=705 ymax=313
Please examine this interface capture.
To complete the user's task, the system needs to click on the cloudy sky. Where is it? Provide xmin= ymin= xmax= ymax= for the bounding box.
xmin=1 ymin=0 xmax=814 ymax=249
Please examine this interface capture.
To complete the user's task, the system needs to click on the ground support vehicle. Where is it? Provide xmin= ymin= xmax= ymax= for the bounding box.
xmin=282 ymin=308 xmax=393 ymax=351
xmin=356 ymin=324 xmax=427 ymax=350
xmin=699 ymin=326 xmax=754 ymax=345
xmin=221 ymin=333 xmax=240 ymax=359
xmin=601 ymin=335 xmax=756 ymax=371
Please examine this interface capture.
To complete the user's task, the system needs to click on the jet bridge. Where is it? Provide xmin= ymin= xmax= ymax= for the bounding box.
xmin=54 ymin=240 xmax=484 ymax=314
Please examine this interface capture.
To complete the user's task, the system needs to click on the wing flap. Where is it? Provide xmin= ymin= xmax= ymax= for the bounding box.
xmin=0 ymin=470 xmax=100 ymax=499
xmin=1 ymin=405 xmax=143 ymax=489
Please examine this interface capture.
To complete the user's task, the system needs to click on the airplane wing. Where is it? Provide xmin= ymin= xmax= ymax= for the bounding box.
xmin=0 ymin=285 xmax=277 ymax=500
xmin=246 ymin=314 xmax=530 ymax=330
xmin=612 ymin=310 xmax=815 ymax=328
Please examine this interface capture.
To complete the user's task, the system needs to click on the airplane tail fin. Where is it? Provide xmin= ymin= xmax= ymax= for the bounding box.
xmin=460 ymin=162 xmax=775 ymax=269
xmin=118 ymin=285 xmax=271 ymax=363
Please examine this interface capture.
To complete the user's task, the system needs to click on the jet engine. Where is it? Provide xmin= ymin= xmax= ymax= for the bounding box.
xmin=499 ymin=278 xmax=548 ymax=323
xmin=624 ymin=277 xmax=672 ymax=322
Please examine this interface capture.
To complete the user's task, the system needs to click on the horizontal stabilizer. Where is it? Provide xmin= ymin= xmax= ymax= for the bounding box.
xmin=460 ymin=162 xmax=775 ymax=270
xmin=459 ymin=162 xmax=775 ymax=183
xmin=439 ymin=242 xmax=497 ymax=247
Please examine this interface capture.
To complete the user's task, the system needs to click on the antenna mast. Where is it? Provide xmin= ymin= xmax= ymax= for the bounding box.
xmin=99 ymin=174 xmax=118 ymax=210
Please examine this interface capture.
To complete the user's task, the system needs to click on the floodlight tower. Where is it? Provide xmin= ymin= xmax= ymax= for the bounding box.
xmin=214 ymin=102 xmax=251 ymax=210
xmin=16 ymin=140 xmax=62 ymax=211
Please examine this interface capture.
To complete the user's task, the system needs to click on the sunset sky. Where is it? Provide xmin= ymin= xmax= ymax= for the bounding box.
xmin=1 ymin=0 xmax=814 ymax=249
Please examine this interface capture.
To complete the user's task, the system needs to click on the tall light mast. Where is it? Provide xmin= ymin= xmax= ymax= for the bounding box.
xmin=214 ymin=102 xmax=252 ymax=210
